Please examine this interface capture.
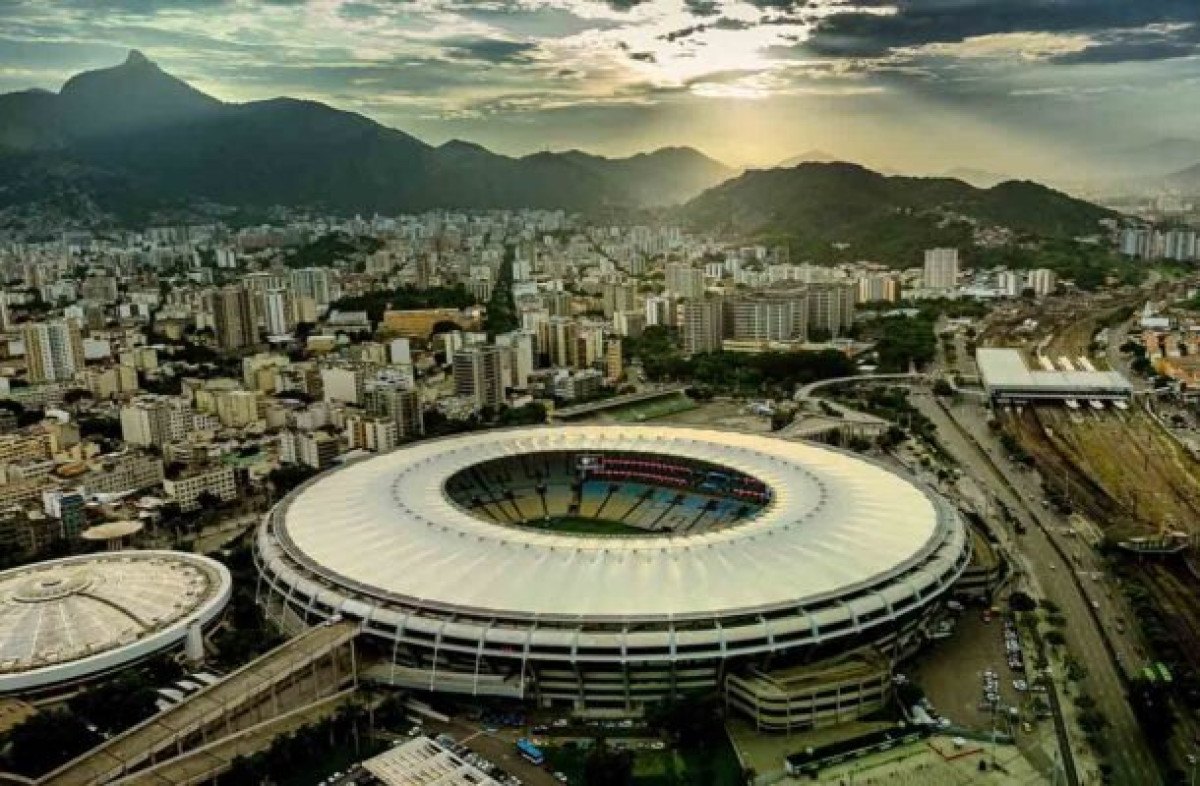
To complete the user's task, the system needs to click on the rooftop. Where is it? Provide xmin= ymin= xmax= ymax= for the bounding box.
xmin=0 ymin=551 xmax=231 ymax=692
xmin=275 ymin=425 xmax=956 ymax=621
xmin=976 ymin=348 xmax=1133 ymax=396
xmin=363 ymin=737 xmax=500 ymax=786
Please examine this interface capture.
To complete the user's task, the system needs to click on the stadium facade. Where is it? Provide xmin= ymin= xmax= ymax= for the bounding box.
xmin=255 ymin=426 xmax=971 ymax=722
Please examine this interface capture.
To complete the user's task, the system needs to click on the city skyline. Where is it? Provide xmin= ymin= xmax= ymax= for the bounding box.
xmin=0 ymin=0 xmax=1198 ymax=180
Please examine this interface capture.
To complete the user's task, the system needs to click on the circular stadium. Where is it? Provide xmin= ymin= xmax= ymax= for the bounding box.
xmin=0 ymin=551 xmax=232 ymax=694
xmin=255 ymin=425 xmax=971 ymax=710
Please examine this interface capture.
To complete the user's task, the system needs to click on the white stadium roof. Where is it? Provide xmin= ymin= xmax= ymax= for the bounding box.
xmin=275 ymin=425 xmax=948 ymax=621
xmin=0 ymin=551 xmax=232 ymax=693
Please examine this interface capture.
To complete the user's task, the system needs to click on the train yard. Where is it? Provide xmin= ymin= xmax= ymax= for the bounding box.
xmin=974 ymin=284 xmax=1200 ymax=777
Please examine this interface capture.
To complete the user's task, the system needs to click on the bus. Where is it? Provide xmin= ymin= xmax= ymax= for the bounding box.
xmin=1156 ymin=662 xmax=1174 ymax=685
xmin=516 ymin=738 xmax=545 ymax=765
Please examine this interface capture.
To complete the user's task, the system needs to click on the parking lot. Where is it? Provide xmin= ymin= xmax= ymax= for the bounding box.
xmin=913 ymin=612 xmax=1034 ymax=735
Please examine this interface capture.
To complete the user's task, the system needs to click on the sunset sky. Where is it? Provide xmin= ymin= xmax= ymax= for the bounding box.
xmin=1 ymin=0 xmax=1197 ymax=177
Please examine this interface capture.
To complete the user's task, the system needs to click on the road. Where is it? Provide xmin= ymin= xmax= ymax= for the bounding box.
xmin=912 ymin=391 xmax=1160 ymax=786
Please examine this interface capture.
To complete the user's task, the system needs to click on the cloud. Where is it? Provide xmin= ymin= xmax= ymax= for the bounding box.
xmin=1050 ymin=23 xmax=1200 ymax=64
xmin=684 ymin=0 xmax=721 ymax=17
xmin=806 ymin=0 xmax=1200 ymax=59
xmin=443 ymin=37 xmax=538 ymax=63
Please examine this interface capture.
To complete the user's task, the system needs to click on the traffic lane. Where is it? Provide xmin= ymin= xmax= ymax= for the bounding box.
xmin=947 ymin=403 xmax=1147 ymax=671
xmin=960 ymin=419 xmax=1160 ymax=784
xmin=938 ymin=400 xmax=1159 ymax=780
xmin=914 ymin=395 xmax=1159 ymax=785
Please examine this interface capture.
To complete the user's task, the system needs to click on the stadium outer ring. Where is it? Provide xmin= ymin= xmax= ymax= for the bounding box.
xmin=254 ymin=425 xmax=970 ymax=705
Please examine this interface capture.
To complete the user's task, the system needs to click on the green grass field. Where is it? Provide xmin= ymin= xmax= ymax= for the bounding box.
xmin=609 ymin=395 xmax=698 ymax=423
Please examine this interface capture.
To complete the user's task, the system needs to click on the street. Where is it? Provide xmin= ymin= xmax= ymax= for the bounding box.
xmin=911 ymin=390 xmax=1160 ymax=785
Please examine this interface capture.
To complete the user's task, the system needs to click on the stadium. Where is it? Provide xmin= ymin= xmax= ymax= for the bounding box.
xmin=0 ymin=551 xmax=232 ymax=695
xmin=255 ymin=425 xmax=971 ymax=721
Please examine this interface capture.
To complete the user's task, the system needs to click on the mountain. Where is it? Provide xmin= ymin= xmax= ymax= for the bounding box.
xmin=942 ymin=167 xmax=1009 ymax=189
xmin=1166 ymin=162 xmax=1200 ymax=193
xmin=0 ymin=52 xmax=733 ymax=219
xmin=1106 ymin=138 xmax=1200 ymax=176
xmin=681 ymin=162 xmax=1117 ymax=262
xmin=776 ymin=149 xmax=840 ymax=168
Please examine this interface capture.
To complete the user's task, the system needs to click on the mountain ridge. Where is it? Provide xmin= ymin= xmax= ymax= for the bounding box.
xmin=680 ymin=162 xmax=1117 ymax=263
xmin=0 ymin=52 xmax=734 ymax=217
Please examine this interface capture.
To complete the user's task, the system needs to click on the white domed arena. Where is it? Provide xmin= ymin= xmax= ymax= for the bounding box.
xmin=255 ymin=425 xmax=969 ymax=711
xmin=0 ymin=551 xmax=232 ymax=695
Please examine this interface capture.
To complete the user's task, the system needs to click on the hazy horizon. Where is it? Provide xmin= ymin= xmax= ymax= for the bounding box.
xmin=1 ymin=1 xmax=1198 ymax=181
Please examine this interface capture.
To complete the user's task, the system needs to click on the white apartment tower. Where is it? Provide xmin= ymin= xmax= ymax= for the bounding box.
xmin=923 ymin=248 xmax=960 ymax=291
xmin=23 ymin=320 xmax=85 ymax=383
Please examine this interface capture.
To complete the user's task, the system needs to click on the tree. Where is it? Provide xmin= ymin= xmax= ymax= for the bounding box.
xmin=583 ymin=738 xmax=633 ymax=786
xmin=3 ymin=709 xmax=100 ymax=776
xmin=484 ymin=246 xmax=519 ymax=337
xmin=62 ymin=388 xmax=93 ymax=406
xmin=1009 ymin=591 xmax=1037 ymax=613
xmin=932 ymin=379 xmax=955 ymax=397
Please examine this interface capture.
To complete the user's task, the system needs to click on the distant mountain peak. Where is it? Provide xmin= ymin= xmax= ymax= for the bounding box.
xmin=438 ymin=139 xmax=490 ymax=154
xmin=125 ymin=49 xmax=152 ymax=67
xmin=777 ymin=149 xmax=840 ymax=168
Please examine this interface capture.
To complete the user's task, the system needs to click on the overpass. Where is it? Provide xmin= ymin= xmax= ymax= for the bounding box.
xmin=551 ymin=385 xmax=690 ymax=419
xmin=794 ymin=373 xmax=925 ymax=401
xmin=38 ymin=621 xmax=360 ymax=786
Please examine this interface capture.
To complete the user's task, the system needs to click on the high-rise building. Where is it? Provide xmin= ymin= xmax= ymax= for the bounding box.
xmin=856 ymin=274 xmax=901 ymax=304
xmin=644 ymin=296 xmax=675 ymax=328
xmin=923 ymin=248 xmax=960 ymax=291
xmin=363 ymin=378 xmax=424 ymax=439
xmin=665 ymin=264 xmax=706 ymax=300
xmin=264 ymin=288 xmax=294 ymax=336
xmin=1027 ymin=268 xmax=1058 ymax=297
xmin=453 ymin=345 xmax=505 ymax=409
xmin=996 ymin=271 xmax=1022 ymax=297
xmin=807 ymin=284 xmax=856 ymax=338
xmin=602 ymin=282 xmax=639 ymax=318
xmin=725 ymin=293 xmax=808 ymax=343
xmin=119 ymin=396 xmax=191 ymax=448
xmin=547 ymin=317 xmax=580 ymax=369
xmin=604 ymin=339 xmax=624 ymax=382
xmin=495 ymin=330 xmax=534 ymax=390
xmin=613 ymin=310 xmax=646 ymax=338
xmin=212 ymin=285 xmax=256 ymax=351
xmin=289 ymin=267 xmax=334 ymax=307
xmin=682 ymin=297 xmax=724 ymax=356
xmin=23 ymin=320 xmax=85 ymax=383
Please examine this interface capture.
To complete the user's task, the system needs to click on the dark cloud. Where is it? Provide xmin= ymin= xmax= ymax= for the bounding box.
xmin=1051 ymin=23 xmax=1200 ymax=64
xmin=629 ymin=51 xmax=657 ymax=63
xmin=659 ymin=24 xmax=708 ymax=43
xmin=713 ymin=17 xmax=751 ymax=31
xmin=604 ymin=0 xmax=650 ymax=10
xmin=807 ymin=0 xmax=1200 ymax=59
xmin=684 ymin=0 xmax=721 ymax=17
xmin=744 ymin=0 xmax=811 ymax=10
xmin=443 ymin=37 xmax=537 ymax=64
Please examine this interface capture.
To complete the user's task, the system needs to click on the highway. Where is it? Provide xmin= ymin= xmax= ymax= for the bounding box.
xmin=911 ymin=391 xmax=1160 ymax=786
